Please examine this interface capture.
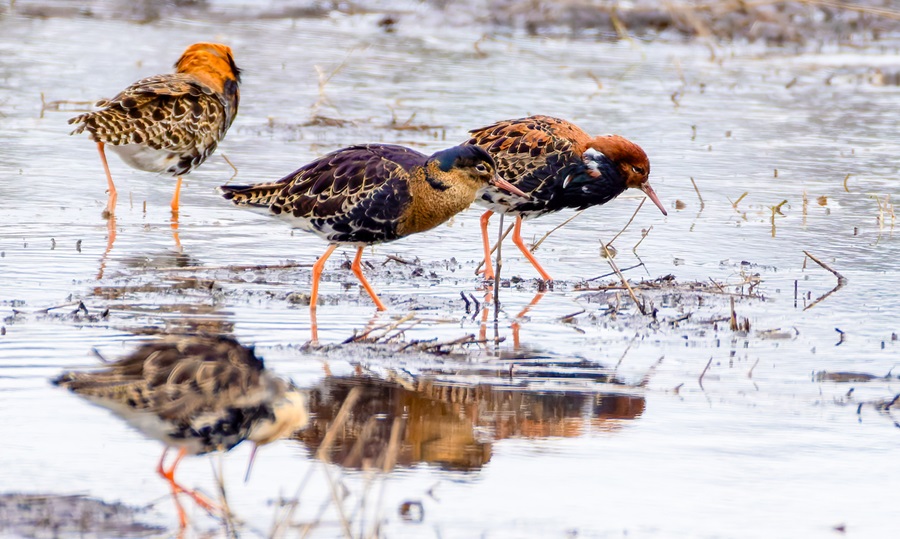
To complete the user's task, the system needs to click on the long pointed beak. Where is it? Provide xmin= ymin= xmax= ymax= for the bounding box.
xmin=244 ymin=443 xmax=259 ymax=483
xmin=641 ymin=183 xmax=667 ymax=216
xmin=490 ymin=174 xmax=528 ymax=198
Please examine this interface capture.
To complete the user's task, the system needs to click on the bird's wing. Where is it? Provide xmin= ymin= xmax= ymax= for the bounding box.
xmin=269 ymin=144 xmax=423 ymax=223
xmin=467 ymin=116 xmax=590 ymax=194
xmin=68 ymin=73 xmax=231 ymax=151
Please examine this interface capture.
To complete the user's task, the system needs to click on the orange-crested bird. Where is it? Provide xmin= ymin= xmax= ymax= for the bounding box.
xmin=220 ymin=143 xmax=526 ymax=314
xmin=467 ymin=115 xmax=667 ymax=281
xmin=69 ymin=42 xmax=241 ymax=216
xmin=53 ymin=335 xmax=308 ymax=529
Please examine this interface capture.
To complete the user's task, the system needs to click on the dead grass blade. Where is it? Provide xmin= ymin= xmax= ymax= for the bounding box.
xmin=600 ymin=241 xmax=646 ymax=315
xmin=802 ymin=250 xmax=847 ymax=311
xmin=530 ymin=209 xmax=586 ymax=253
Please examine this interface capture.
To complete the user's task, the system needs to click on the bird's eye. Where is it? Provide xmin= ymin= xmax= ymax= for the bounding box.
xmin=632 ymin=165 xmax=645 ymax=175
xmin=475 ymin=163 xmax=488 ymax=173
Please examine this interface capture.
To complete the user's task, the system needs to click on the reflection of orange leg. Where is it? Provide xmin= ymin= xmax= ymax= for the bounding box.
xmin=171 ymin=177 xmax=183 ymax=213
xmin=96 ymin=142 xmax=117 ymax=217
xmin=511 ymin=291 xmax=545 ymax=349
xmin=512 ymin=216 xmax=552 ymax=282
xmin=479 ymin=287 xmax=492 ymax=342
xmin=351 ymin=246 xmax=387 ymax=311
xmin=478 ymin=210 xmax=495 ymax=280
xmin=171 ymin=211 xmax=182 ymax=251
xmin=96 ymin=213 xmax=117 ymax=280
xmin=310 ymin=244 xmax=338 ymax=311
xmin=156 ymin=447 xmax=218 ymax=529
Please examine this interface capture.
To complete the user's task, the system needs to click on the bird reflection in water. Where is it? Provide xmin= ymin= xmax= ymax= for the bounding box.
xmin=296 ymin=372 xmax=645 ymax=472
xmin=476 ymin=286 xmax=547 ymax=350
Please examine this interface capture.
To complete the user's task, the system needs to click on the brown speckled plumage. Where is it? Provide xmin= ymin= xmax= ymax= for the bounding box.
xmin=221 ymin=144 xmax=524 ymax=313
xmin=69 ymin=43 xmax=241 ymax=214
xmin=53 ymin=335 xmax=307 ymax=527
xmin=466 ymin=115 xmax=667 ymax=281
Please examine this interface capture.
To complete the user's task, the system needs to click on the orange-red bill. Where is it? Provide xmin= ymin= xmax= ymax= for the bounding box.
xmin=491 ymin=175 xmax=528 ymax=198
xmin=642 ymin=183 xmax=668 ymax=215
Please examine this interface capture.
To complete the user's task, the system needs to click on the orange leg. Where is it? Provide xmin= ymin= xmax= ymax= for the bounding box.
xmin=351 ymin=246 xmax=387 ymax=311
xmin=96 ymin=142 xmax=117 ymax=217
xmin=512 ymin=216 xmax=552 ymax=282
xmin=156 ymin=447 xmax=218 ymax=528
xmin=171 ymin=177 xmax=183 ymax=213
xmin=310 ymin=306 xmax=320 ymax=344
xmin=310 ymin=244 xmax=338 ymax=311
xmin=479 ymin=210 xmax=495 ymax=280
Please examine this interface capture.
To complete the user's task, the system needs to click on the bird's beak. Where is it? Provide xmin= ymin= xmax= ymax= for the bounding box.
xmin=244 ymin=443 xmax=259 ymax=483
xmin=641 ymin=183 xmax=668 ymax=216
xmin=490 ymin=175 xmax=528 ymax=198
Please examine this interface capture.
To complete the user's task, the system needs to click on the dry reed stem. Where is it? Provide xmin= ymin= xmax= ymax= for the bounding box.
xmin=132 ymin=262 xmax=312 ymax=273
xmin=39 ymin=92 xmax=93 ymax=118
xmin=606 ymin=199 xmax=646 ymax=249
xmin=311 ymin=48 xmax=357 ymax=115
xmin=221 ymin=154 xmax=239 ymax=183
xmin=315 ymin=386 xmax=362 ymax=539
xmin=633 ymin=225 xmax=652 ymax=253
xmin=600 ymin=241 xmax=646 ymax=315
xmin=729 ymin=192 xmax=749 ymax=210
xmin=803 ymin=250 xmax=847 ymax=285
xmin=211 ymin=454 xmax=240 ymax=539
xmin=530 ymin=209 xmax=587 ymax=253
xmin=798 ymin=0 xmax=900 ymax=20
xmin=344 ymin=313 xmax=416 ymax=343
xmin=802 ymin=250 xmax=847 ymax=311
xmin=729 ymin=296 xmax=738 ymax=331
xmin=493 ymin=215 xmax=504 ymax=332
xmin=698 ymin=357 xmax=713 ymax=390
xmin=690 ymin=177 xmax=704 ymax=209
xmin=748 ymin=358 xmax=760 ymax=378
xmin=608 ymin=7 xmax=634 ymax=43
xmin=381 ymin=417 xmax=403 ymax=473
xmin=584 ymin=262 xmax=645 ymax=282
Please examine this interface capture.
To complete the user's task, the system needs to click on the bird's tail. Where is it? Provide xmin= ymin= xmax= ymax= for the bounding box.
xmin=219 ymin=183 xmax=284 ymax=209
xmin=67 ymin=112 xmax=92 ymax=135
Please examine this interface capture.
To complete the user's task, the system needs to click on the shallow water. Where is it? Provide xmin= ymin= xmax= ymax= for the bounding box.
xmin=1 ymin=3 xmax=899 ymax=538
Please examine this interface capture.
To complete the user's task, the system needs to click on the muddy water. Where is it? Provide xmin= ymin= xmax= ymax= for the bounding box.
xmin=1 ymin=3 xmax=899 ymax=538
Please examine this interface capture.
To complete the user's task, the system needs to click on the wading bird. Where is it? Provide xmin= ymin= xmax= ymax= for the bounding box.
xmin=53 ymin=335 xmax=307 ymax=528
xmin=467 ymin=115 xmax=667 ymax=281
xmin=220 ymin=143 xmax=526 ymax=317
xmin=69 ymin=42 xmax=241 ymax=216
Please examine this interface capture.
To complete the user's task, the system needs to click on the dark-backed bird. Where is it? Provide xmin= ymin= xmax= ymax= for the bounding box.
xmin=53 ymin=335 xmax=308 ymax=528
xmin=466 ymin=115 xmax=667 ymax=281
xmin=220 ymin=143 xmax=526 ymax=312
xmin=69 ymin=42 xmax=241 ymax=216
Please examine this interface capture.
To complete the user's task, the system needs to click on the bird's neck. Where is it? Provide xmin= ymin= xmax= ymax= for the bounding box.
xmin=398 ymin=169 xmax=479 ymax=237
xmin=559 ymin=160 xmax=627 ymax=208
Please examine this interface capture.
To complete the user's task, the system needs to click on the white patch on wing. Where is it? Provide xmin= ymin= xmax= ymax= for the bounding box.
xmin=582 ymin=147 xmax=606 ymax=177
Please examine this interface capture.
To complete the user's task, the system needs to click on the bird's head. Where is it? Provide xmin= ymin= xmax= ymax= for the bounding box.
xmin=430 ymin=145 xmax=527 ymax=197
xmin=583 ymin=135 xmax=666 ymax=215
xmin=175 ymin=42 xmax=242 ymax=93
xmin=243 ymin=387 xmax=310 ymax=482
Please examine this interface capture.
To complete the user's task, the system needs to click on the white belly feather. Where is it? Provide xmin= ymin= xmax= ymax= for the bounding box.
xmin=110 ymin=144 xmax=180 ymax=175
